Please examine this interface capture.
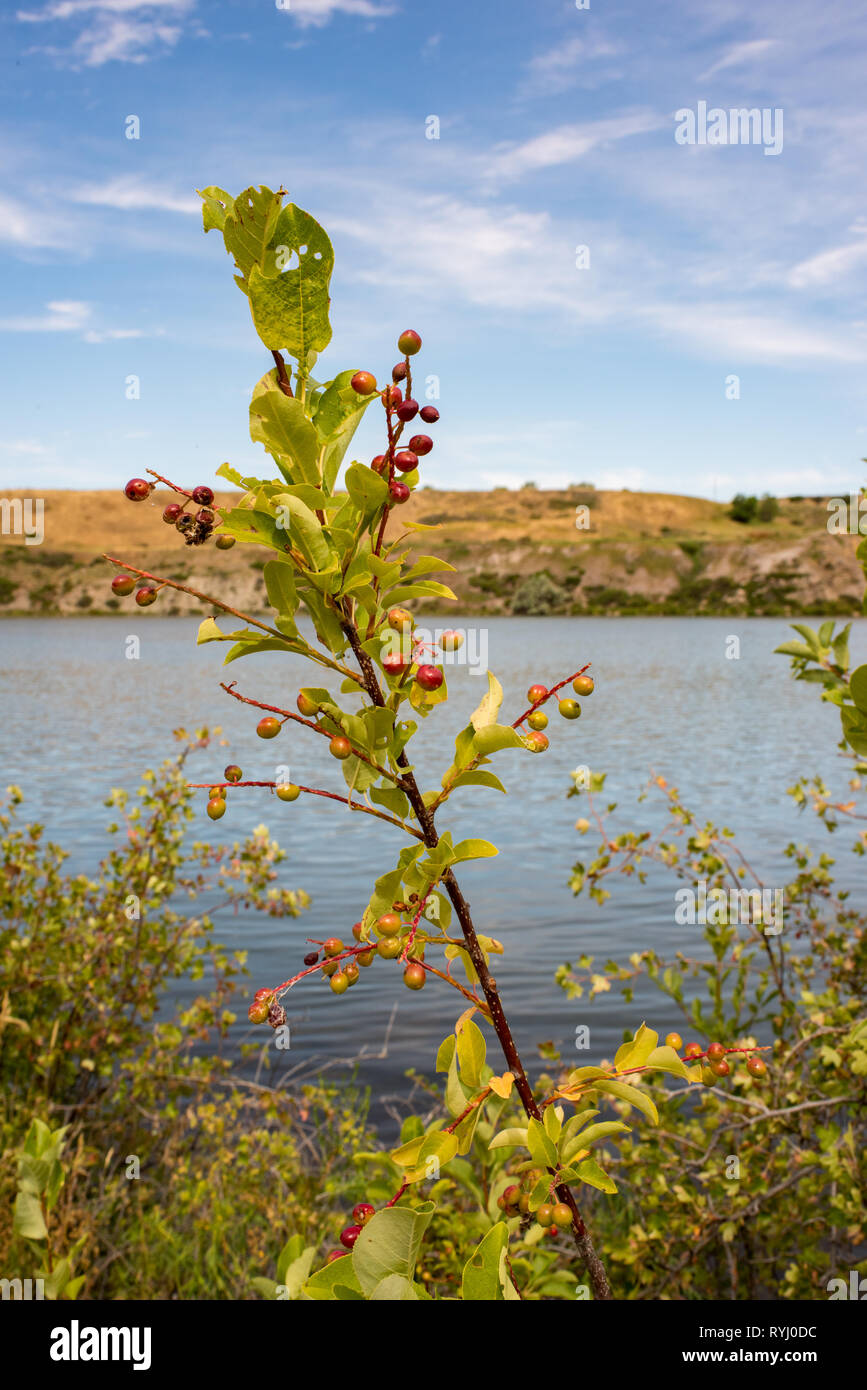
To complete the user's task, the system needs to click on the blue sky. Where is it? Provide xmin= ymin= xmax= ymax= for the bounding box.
xmin=1 ymin=0 xmax=866 ymax=498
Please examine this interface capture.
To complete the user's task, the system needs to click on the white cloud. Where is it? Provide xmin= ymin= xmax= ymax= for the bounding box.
xmin=788 ymin=234 xmax=867 ymax=288
xmin=17 ymin=0 xmax=195 ymax=67
xmin=698 ymin=39 xmax=780 ymax=82
xmin=0 ymin=300 xmax=92 ymax=332
xmin=485 ymin=114 xmax=664 ymax=183
xmin=281 ymin=0 xmax=398 ymax=28
xmin=83 ymin=327 xmax=145 ymax=342
xmin=0 ymin=439 xmax=52 ymax=456
xmin=0 ymin=194 xmax=67 ymax=248
xmin=68 ymin=177 xmax=200 ymax=213
xmin=521 ymin=35 xmax=622 ymax=98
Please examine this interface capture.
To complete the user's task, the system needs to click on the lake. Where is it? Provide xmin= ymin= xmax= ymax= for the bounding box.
xmin=1 ymin=615 xmax=861 ymax=1138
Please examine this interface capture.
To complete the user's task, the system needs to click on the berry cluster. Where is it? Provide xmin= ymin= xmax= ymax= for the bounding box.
xmin=497 ymin=1171 xmax=572 ymax=1238
xmin=521 ymin=674 xmax=594 ymax=752
xmin=123 ymin=477 xmax=233 ymax=550
xmin=350 ymin=330 xmax=440 ymax=508
xmin=669 ymin=1033 xmax=767 ymax=1081
xmin=327 ymin=1202 xmax=377 ymax=1261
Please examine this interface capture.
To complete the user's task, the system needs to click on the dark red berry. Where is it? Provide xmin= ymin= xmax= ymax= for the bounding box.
xmin=419 ymin=405 xmax=439 ymax=423
xmin=196 ymin=508 xmax=215 ymax=526
xmin=381 ymin=385 xmax=402 ymax=408
xmin=398 ymin=330 xmax=422 ymax=355
xmin=371 ymin=454 xmax=387 ymax=474
xmin=395 ymin=398 xmax=419 ymax=422
xmin=339 ymin=1224 xmax=362 ymax=1249
xmin=176 ymin=514 xmax=194 ymax=532
xmin=111 ymin=574 xmax=135 ymax=596
xmin=248 ymin=1000 xmax=268 ymax=1025
xmin=393 ymin=450 xmax=418 ymax=473
xmin=353 ymin=1203 xmax=375 ymax=1226
xmin=162 ymin=503 xmax=183 ymax=524
xmin=416 ymin=664 xmax=443 ymax=691
xmin=747 ymin=1056 xmax=767 ymax=1078
xmin=707 ymin=1042 xmax=725 ymax=1061
xmin=408 ymin=435 xmax=432 ymax=456
xmin=392 ymin=362 xmax=407 ymax=382
xmin=124 ymin=478 xmax=150 ymax=502
xmin=303 ymin=951 xmax=320 ymax=966
xmin=224 ymin=764 xmax=242 ymax=783
xmin=350 ymin=371 xmax=377 ymax=396
xmin=191 ymin=485 xmax=214 ymax=506
xmin=135 ymin=586 xmax=158 ymax=607
xmin=327 ymin=1250 xmax=348 ymax=1263
xmin=383 ymin=650 xmax=412 ymax=676
xmin=389 ymin=480 xmax=410 ymax=504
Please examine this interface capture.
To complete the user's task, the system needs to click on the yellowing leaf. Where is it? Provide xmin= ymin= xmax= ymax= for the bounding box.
xmin=489 ymin=1072 xmax=514 ymax=1099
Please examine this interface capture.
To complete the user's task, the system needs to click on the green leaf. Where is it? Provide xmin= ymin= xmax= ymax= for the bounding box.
xmin=250 ymin=372 xmax=321 ymax=487
xmin=841 ymin=706 xmax=867 ymax=755
xmin=247 ymin=203 xmax=334 ymax=358
xmin=271 ymin=492 xmax=332 ymax=570
xmin=13 ymin=1190 xmax=47 ymax=1240
xmin=369 ymin=1274 xmax=420 ymax=1300
xmin=456 ymin=1017 xmax=487 ymax=1089
xmin=527 ymin=1117 xmax=558 ymax=1168
xmin=561 ymin=1122 xmax=630 ymax=1163
xmin=488 ymin=1127 xmax=529 ymax=1151
xmin=264 ymin=559 xmax=298 ymax=620
xmin=304 ymin=1257 xmax=363 ymax=1300
xmin=595 ymin=1079 xmax=659 ymax=1125
xmin=773 ymin=641 xmax=816 ymax=659
xmin=453 ymin=838 xmax=499 ymax=863
xmin=345 ymin=461 xmax=389 ymax=518
xmin=462 ymin=1223 xmax=519 ymax=1301
xmin=473 ymin=724 xmax=525 ymax=755
xmin=314 ymin=370 xmax=376 ymax=492
xmin=644 ymin=1044 xmax=691 ymax=1080
xmin=850 ymin=665 xmax=867 ymax=714
xmin=198 ymin=184 xmax=233 ymax=234
xmin=350 ymin=1203 xmax=436 ymax=1296
xmin=220 ymin=184 xmax=284 ymax=289
xmin=450 ymin=770 xmax=507 ymax=794
xmin=574 ymin=1157 xmax=618 ymax=1194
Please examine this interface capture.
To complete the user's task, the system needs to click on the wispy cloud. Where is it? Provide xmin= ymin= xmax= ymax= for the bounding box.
xmin=698 ymin=39 xmax=780 ymax=82
xmin=484 ymin=113 xmax=664 ymax=183
xmin=68 ymin=177 xmax=200 ymax=213
xmin=17 ymin=0 xmax=195 ymax=67
xmin=520 ymin=35 xmax=623 ymax=98
xmin=788 ymin=231 xmax=867 ymax=288
xmin=0 ymin=194 xmax=68 ymax=248
xmin=280 ymin=0 xmax=398 ymax=29
xmin=0 ymin=300 xmax=92 ymax=332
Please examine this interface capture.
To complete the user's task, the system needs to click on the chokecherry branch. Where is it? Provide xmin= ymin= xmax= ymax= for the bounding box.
xmin=512 ymin=665 xmax=593 ymax=728
xmin=188 ymin=780 xmax=422 ymax=838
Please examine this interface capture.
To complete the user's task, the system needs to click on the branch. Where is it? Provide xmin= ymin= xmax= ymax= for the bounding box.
xmin=188 ymin=780 xmax=422 ymax=838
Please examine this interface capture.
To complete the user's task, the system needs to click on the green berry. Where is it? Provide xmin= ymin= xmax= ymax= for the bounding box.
xmin=257 ymin=716 xmax=281 ymax=739
xmin=572 ymin=675 xmax=594 ymax=696
xmin=329 ymin=735 xmax=352 ymax=760
xmin=527 ymin=710 xmax=548 ymax=731
xmin=276 ymin=783 xmax=300 ymax=802
xmin=558 ymin=698 xmax=581 ymax=720
xmin=207 ymin=798 xmax=226 ymax=820
xmin=376 ymin=913 xmax=401 ymax=937
xmin=330 ymin=971 xmax=349 ymax=995
xmin=377 ymin=937 xmax=402 ymax=960
xmin=403 ymin=962 xmax=426 ymax=991
xmin=536 ymin=1203 xmax=554 ymax=1227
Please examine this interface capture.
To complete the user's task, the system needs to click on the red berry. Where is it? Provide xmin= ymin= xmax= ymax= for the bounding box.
xmin=353 ymin=1203 xmax=375 ymax=1226
xmin=707 ymin=1042 xmax=725 ymax=1060
xmin=350 ymin=371 xmax=377 ymax=396
xmin=329 ymin=735 xmax=352 ymax=760
xmin=303 ymin=951 xmax=319 ymax=966
xmin=192 ymin=485 xmax=214 ymax=505
xmin=398 ymin=329 xmax=422 ymax=355
xmin=253 ymin=987 xmax=274 ymax=1003
xmin=327 ymin=1250 xmax=348 ymax=1263
xmin=124 ymin=478 xmax=150 ymax=501
xmin=419 ymin=405 xmax=439 ymax=423
xmin=548 ymin=1225 xmax=559 ymax=1238
xmin=248 ymin=1000 xmax=268 ymax=1024
xmin=747 ymin=1056 xmax=767 ymax=1078
xmin=196 ymin=508 xmax=215 ymax=526
xmin=391 ymin=362 xmax=408 ymax=382
xmin=370 ymin=454 xmax=387 ymax=474
xmin=256 ymin=716 xmax=281 ymax=739
xmin=710 ymin=1058 xmax=730 ymax=1077
xmin=439 ymin=630 xmax=463 ymax=651
xmin=502 ymin=1185 xmax=521 ymax=1207
xmin=395 ymin=398 xmax=419 ymax=422
xmin=111 ymin=574 xmax=135 ymax=596
xmin=381 ymin=385 xmax=402 ymax=407
xmin=224 ymin=764 xmax=242 ymax=783
xmin=684 ymin=1043 xmax=703 ymax=1059
xmin=416 ymin=664 xmax=443 ymax=692
xmin=525 ymin=730 xmax=549 ymax=753
xmin=527 ymin=684 xmax=548 ymax=704
xmin=389 ymin=480 xmax=410 ymax=504
xmin=162 ymin=502 xmax=183 ymax=524
xmin=393 ymin=450 xmax=418 ymax=473
xmin=408 ymin=434 xmax=432 ymax=456
xmin=383 ymin=651 xmax=411 ymax=677
xmin=403 ymin=962 xmax=426 ymax=991
xmin=352 ymin=922 xmax=364 ymax=941
xmin=339 ymin=1224 xmax=362 ymax=1249
xmin=135 ymin=586 xmax=158 ymax=607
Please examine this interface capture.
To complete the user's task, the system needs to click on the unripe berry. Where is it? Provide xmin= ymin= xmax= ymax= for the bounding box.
xmin=352 ymin=922 xmax=364 ymax=941
xmin=502 ymin=1185 xmax=521 ymax=1207
xmin=525 ymin=730 xmax=549 ymax=753
xmin=572 ymin=675 xmax=594 ymax=696
xmin=135 ymin=586 xmax=158 ymax=607
xmin=207 ymin=798 xmax=226 ymax=820
xmin=389 ymin=480 xmax=410 ymax=504
xmin=710 ymin=1058 xmax=730 ymax=1077
xmin=344 ymin=960 xmax=360 ymax=986
xmin=224 ymin=764 xmax=242 ymax=783
xmin=398 ymin=329 xmax=422 ymax=355
xmin=124 ymin=477 xmax=150 ymax=501
xmin=377 ymin=937 xmax=402 ymax=960
xmin=248 ymin=1000 xmax=269 ymax=1024
xmin=519 ymin=1194 xmax=530 ymax=1213
xmin=387 ymin=606 xmax=414 ymax=631
xmin=330 ymin=971 xmax=349 ymax=995
xmin=536 ymin=1204 xmax=554 ymax=1227
xmin=353 ymin=1203 xmax=375 ymax=1226
xmin=391 ymin=362 xmax=408 ymax=382
xmin=358 ymin=948 xmax=375 ymax=967
xmin=192 ymin=485 xmax=214 ymax=506
xmin=701 ymin=1065 xmax=720 ymax=1087
xmin=527 ymin=710 xmax=548 ymax=731
xmin=665 ymin=1032 xmax=683 ymax=1051
xmin=350 ymin=371 xmax=377 ymax=396
xmin=527 ymin=684 xmax=547 ymax=704
xmin=408 ymin=434 xmax=432 ymax=456
xmin=257 ymin=716 xmax=281 ymax=739
xmin=403 ymin=962 xmax=426 ymax=991
xmin=254 ymin=987 xmax=275 ymax=1004
xmin=706 ymin=1041 xmax=725 ymax=1061
xmin=393 ymin=449 xmax=418 ymax=474
xmin=684 ymin=1043 xmax=703 ymax=1060
xmin=558 ymin=698 xmax=581 ymax=720
xmin=419 ymin=405 xmax=439 ymax=423
xmin=215 ymin=534 xmax=236 ymax=550
xmin=376 ymin=913 xmax=401 ymax=937
xmin=297 ymin=691 xmax=319 ymax=717
xmin=747 ymin=1055 xmax=767 ymax=1078
xmin=111 ymin=574 xmax=135 ymax=596
xmin=276 ymin=783 xmax=300 ymax=802
xmin=339 ymin=1224 xmax=362 ymax=1249
xmin=552 ymin=1202 xmax=572 ymax=1227
xmin=162 ymin=502 xmax=183 ymax=524
xmin=329 ymin=734 xmax=352 ymax=760
xmin=439 ymin=630 xmax=463 ymax=651
xmin=324 ymin=938 xmax=344 ymax=957
xmin=416 ymin=664 xmax=443 ymax=691
xmin=381 ymin=385 xmax=402 ymax=407
xmin=322 ymin=959 xmax=339 ymax=977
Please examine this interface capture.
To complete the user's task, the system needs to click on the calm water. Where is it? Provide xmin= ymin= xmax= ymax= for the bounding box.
xmin=1 ymin=616 xmax=861 ymax=1135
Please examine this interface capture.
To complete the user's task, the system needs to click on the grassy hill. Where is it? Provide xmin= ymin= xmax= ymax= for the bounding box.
xmin=0 ymin=484 xmax=862 ymax=617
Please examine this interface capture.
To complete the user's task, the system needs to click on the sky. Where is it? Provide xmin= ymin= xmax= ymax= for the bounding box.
xmin=1 ymin=0 xmax=866 ymax=498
